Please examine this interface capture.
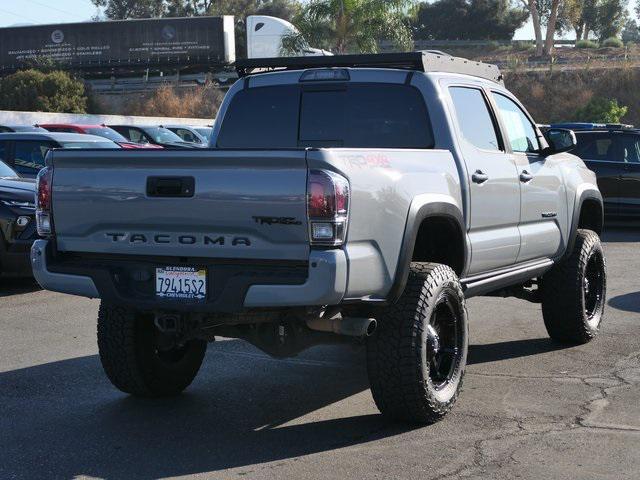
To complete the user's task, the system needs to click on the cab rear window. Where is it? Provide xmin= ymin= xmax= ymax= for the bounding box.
xmin=217 ymin=83 xmax=434 ymax=149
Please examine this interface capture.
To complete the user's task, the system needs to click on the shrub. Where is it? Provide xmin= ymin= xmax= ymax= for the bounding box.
xmin=513 ymin=41 xmax=535 ymax=52
xmin=574 ymin=97 xmax=628 ymax=123
xmin=576 ymin=40 xmax=599 ymax=49
xmin=0 ymin=69 xmax=87 ymax=113
xmin=125 ymin=83 xmax=224 ymax=119
xmin=601 ymin=37 xmax=624 ymax=48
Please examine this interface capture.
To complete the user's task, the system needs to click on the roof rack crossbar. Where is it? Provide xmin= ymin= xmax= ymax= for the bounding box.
xmin=235 ymin=51 xmax=503 ymax=84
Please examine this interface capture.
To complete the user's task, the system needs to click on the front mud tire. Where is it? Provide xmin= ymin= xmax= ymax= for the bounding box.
xmin=366 ymin=263 xmax=468 ymax=424
xmin=97 ymin=302 xmax=207 ymax=397
xmin=541 ymin=229 xmax=606 ymax=344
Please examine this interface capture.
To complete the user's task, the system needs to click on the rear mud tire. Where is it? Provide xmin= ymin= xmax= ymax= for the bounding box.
xmin=366 ymin=263 xmax=468 ymax=424
xmin=97 ymin=302 xmax=207 ymax=397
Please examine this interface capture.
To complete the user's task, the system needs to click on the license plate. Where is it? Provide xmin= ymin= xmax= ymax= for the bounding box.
xmin=155 ymin=267 xmax=207 ymax=301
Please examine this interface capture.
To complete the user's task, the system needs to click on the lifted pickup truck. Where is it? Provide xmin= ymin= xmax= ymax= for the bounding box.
xmin=32 ymin=52 xmax=606 ymax=424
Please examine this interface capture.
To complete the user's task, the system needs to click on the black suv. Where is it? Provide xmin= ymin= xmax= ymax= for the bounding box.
xmin=551 ymin=123 xmax=640 ymax=218
xmin=0 ymin=160 xmax=37 ymax=277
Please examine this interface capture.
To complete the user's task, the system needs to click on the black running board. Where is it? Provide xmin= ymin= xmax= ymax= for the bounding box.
xmin=461 ymin=259 xmax=554 ymax=298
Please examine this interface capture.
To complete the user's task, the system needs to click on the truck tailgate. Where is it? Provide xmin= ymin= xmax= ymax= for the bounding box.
xmin=49 ymin=150 xmax=310 ymax=260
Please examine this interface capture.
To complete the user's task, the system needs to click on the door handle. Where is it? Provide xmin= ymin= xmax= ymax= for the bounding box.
xmin=520 ymin=170 xmax=533 ymax=183
xmin=472 ymin=170 xmax=489 ymax=184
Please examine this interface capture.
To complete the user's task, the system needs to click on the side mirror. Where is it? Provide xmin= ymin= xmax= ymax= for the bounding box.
xmin=543 ymin=128 xmax=577 ymax=155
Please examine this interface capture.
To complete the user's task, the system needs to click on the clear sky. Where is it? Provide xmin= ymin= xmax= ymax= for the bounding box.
xmin=0 ymin=0 xmax=98 ymax=26
xmin=0 ymin=0 xmax=636 ymax=41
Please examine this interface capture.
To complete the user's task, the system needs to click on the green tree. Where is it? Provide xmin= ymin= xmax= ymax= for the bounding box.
xmin=594 ymin=0 xmax=627 ymax=40
xmin=413 ymin=0 xmax=528 ymax=40
xmin=91 ymin=0 xmax=165 ymax=19
xmin=521 ymin=0 xmax=564 ymax=56
xmin=290 ymin=0 xmax=414 ymax=54
xmin=97 ymin=0 xmax=300 ymax=20
xmin=622 ymin=18 xmax=640 ymax=42
xmin=0 ymin=70 xmax=87 ymax=113
xmin=574 ymin=97 xmax=628 ymax=122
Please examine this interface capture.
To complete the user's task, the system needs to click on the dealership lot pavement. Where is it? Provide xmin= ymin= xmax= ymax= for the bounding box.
xmin=1 ymin=228 xmax=639 ymax=480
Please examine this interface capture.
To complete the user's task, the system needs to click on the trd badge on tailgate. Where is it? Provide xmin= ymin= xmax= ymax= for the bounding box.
xmin=252 ymin=216 xmax=302 ymax=226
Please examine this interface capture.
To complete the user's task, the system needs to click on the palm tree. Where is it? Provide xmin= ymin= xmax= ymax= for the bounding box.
xmin=287 ymin=0 xmax=415 ymax=55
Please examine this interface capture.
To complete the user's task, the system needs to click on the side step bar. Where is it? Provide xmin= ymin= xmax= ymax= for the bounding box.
xmin=461 ymin=259 xmax=554 ymax=298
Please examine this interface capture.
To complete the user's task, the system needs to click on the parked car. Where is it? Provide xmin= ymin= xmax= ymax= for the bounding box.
xmin=549 ymin=123 xmax=640 ymax=218
xmin=0 ymin=132 xmax=120 ymax=178
xmin=0 ymin=125 xmax=47 ymax=133
xmin=32 ymin=52 xmax=605 ymax=424
xmin=0 ymin=160 xmax=37 ymax=278
xmin=162 ymin=125 xmax=213 ymax=146
xmin=109 ymin=125 xmax=196 ymax=148
xmin=38 ymin=124 xmax=162 ymax=149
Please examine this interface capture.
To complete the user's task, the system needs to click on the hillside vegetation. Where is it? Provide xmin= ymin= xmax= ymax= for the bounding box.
xmin=504 ymin=66 xmax=640 ymax=125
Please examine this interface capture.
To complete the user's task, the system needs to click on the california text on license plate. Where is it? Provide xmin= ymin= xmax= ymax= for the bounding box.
xmin=155 ymin=267 xmax=207 ymax=301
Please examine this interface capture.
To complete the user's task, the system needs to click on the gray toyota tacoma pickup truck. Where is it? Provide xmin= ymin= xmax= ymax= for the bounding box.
xmin=31 ymin=52 xmax=606 ymax=424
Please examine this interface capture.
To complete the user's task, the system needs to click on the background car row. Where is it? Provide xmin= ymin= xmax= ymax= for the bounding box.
xmin=0 ymin=123 xmax=214 ymax=177
xmin=0 ymin=124 xmax=213 ymax=148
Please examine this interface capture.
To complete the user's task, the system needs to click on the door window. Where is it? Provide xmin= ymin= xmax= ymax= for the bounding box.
xmin=176 ymin=128 xmax=200 ymax=143
xmin=619 ymin=136 xmax=640 ymax=163
xmin=574 ymin=132 xmax=622 ymax=162
xmin=0 ymin=141 xmax=6 ymax=163
xmin=492 ymin=93 xmax=540 ymax=153
xmin=13 ymin=141 xmax=54 ymax=174
xmin=449 ymin=87 xmax=501 ymax=151
xmin=127 ymin=128 xmax=151 ymax=144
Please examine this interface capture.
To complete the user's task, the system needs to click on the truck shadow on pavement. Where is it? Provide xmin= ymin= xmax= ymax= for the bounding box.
xmin=468 ymin=337 xmax=567 ymax=364
xmin=0 ymin=341 xmax=408 ymax=479
xmin=0 ymin=334 xmax=565 ymax=479
xmin=608 ymin=292 xmax=640 ymax=313
xmin=0 ymin=278 xmax=40 ymax=297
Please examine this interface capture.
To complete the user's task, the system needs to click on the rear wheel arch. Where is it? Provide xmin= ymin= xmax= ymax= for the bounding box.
xmin=387 ymin=200 xmax=467 ymax=303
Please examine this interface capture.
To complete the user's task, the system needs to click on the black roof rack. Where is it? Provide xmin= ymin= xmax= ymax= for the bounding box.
xmin=235 ymin=51 xmax=504 ymax=84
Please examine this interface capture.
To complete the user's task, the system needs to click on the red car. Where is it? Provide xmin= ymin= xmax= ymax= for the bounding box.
xmin=38 ymin=124 xmax=163 ymax=149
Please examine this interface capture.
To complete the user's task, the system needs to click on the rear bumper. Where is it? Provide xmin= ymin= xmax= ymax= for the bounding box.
xmin=31 ymin=240 xmax=347 ymax=310
xmin=31 ymin=240 xmax=99 ymax=297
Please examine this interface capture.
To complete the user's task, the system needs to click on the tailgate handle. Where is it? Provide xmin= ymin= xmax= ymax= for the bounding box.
xmin=147 ymin=177 xmax=195 ymax=197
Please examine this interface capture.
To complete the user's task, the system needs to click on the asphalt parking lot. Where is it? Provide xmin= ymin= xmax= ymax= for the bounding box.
xmin=1 ymin=228 xmax=639 ymax=480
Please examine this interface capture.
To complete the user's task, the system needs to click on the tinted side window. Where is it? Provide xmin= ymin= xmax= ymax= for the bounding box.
xmin=574 ymin=133 xmax=616 ymax=161
xmin=492 ymin=93 xmax=540 ymax=153
xmin=0 ymin=141 xmax=5 ymax=163
xmin=449 ymin=87 xmax=500 ymax=151
xmin=217 ymin=86 xmax=300 ymax=148
xmin=13 ymin=141 xmax=53 ymax=174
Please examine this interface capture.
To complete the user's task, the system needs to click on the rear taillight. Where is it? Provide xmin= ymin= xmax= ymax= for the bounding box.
xmin=36 ymin=166 xmax=54 ymax=237
xmin=307 ymin=169 xmax=350 ymax=246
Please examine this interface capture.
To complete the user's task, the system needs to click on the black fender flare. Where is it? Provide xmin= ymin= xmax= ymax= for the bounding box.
xmin=386 ymin=199 xmax=466 ymax=304
xmin=564 ymin=188 xmax=603 ymax=258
